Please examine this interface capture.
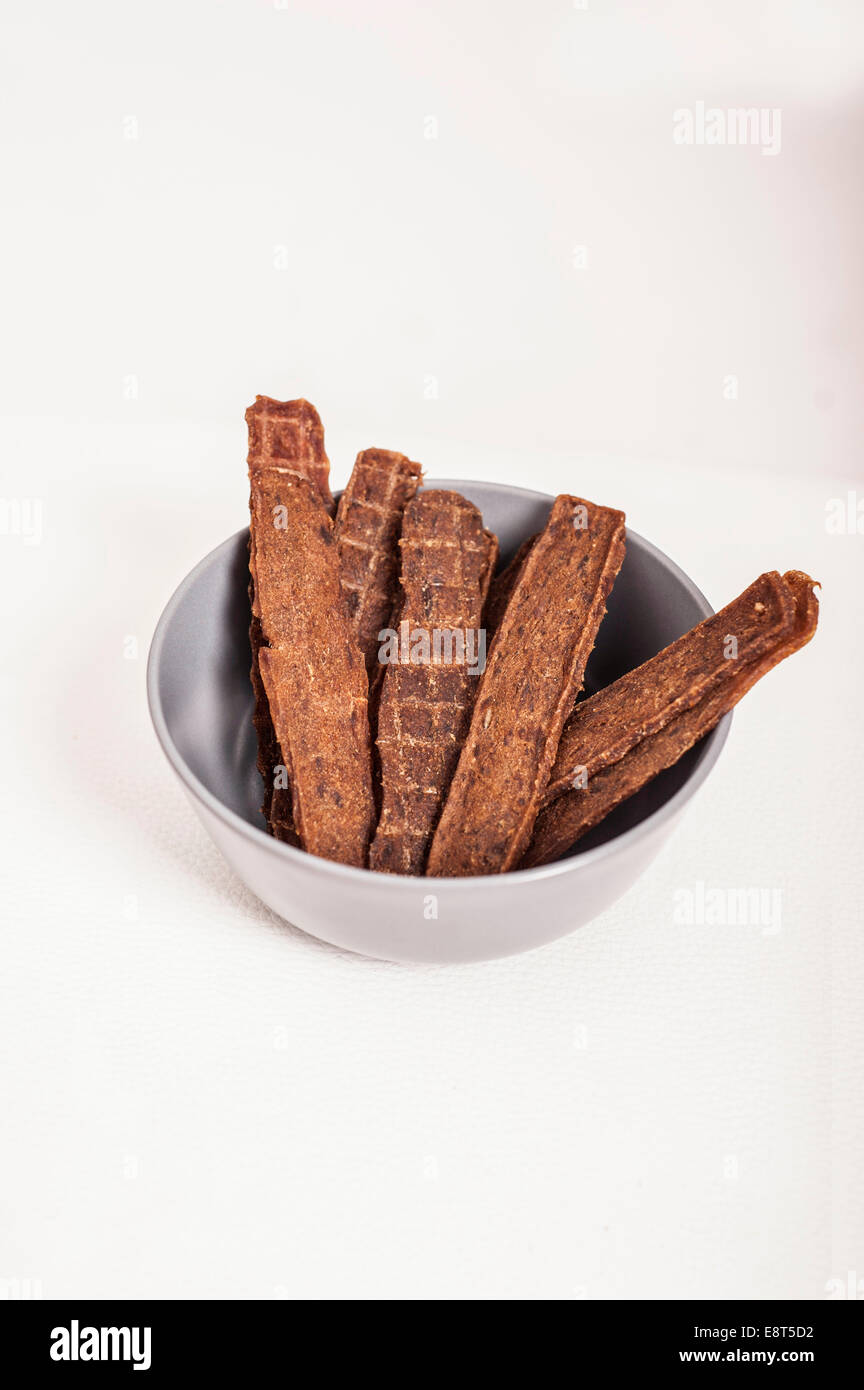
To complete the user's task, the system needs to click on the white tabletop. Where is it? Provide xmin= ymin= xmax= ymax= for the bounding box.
xmin=1 ymin=418 xmax=859 ymax=1299
xmin=1 ymin=0 xmax=862 ymax=1301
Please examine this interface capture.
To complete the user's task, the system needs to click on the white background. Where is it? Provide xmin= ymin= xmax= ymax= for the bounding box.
xmin=1 ymin=0 xmax=862 ymax=1300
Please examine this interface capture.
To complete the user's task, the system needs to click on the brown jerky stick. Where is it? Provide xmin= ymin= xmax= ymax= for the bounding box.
xmin=543 ymin=570 xmax=796 ymax=806
xmin=485 ymin=533 xmax=538 ymax=637
xmin=249 ymin=581 xmax=298 ymax=843
xmin=250 ymin=469 xmax=374 ymax=867
xmin=247 ymin=396 xmax=333 ymax=839
xmin=426 ymin=495 xmax=627 ymax=876
xmin=522 ymin=571 xmax=819 ymax=868
xmin=246 ymin=395 xmax=334 ymax=513
xmin=369 ymin=491 xmax=498 ymax=875
xmin=335 ymin=449 xmax=423 ymax=675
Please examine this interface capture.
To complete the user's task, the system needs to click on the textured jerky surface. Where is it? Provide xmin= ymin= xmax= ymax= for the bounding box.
xmin=249 ymin=578 xmax=296 ymax=839
xmin=369 ymin=490 xmax=497 ymax=875
xmin=247 ymin=396 xmax=333 ymax=839
xmin=543 ymin=570 xmax=795 ymax=805
xmin=246 ymin=395 xmax=334 ymax=512
xmin=250 ymin=467 xmax=374 ymax=867
xmin=335 ymin=449 xmax=423 ymax=674
xmin=523 ymin=571 xmax=819 ymax=867
xmin=426 ymin=495 xmax=627 ymax=876
xmin=484 ymin=534 xmax=538 ymax=637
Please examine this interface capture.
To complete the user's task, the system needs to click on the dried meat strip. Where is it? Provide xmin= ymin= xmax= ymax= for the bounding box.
xmin=484 ymin=533 xmax=538 ymax=638
xmin=334 ymin=449 xmax=423 ymax=675
xmin=252 ymin=469 xmax=374 ymax=865
xmin=246 ymin=395 xmax=334 ymax=512
xmin=247 ymin=397 xmax=333 ymax=839
xmin=543 ymin=570 xmax=795 ymax=806
xmin=369 ymin=491 xmax=497 ymax=875
xmin=426 ymin=495 xmax=627 ymax=877
xmin=522 ymin=571 xmax=819 ymax=868
xmin=249 ymin=585 xmax=298 ymax=843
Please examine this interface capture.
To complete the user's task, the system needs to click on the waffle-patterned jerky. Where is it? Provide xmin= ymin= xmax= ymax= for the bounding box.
xmin=543 ymin=570 xmax=796 ymax=806
xmin=522 ymin=571 xmax=818 ymax=868
xmin=247 ymin=397 xmax=333 ymax=840
xmin=249 ymin=465 xmax=374 ymax=867
xmin=426 ymin=495 xmax=627 ymax=876
xmin=246 ymin=395 xmax=334 ymax=511
xmin=335 ymin=449 xmax=423 ymax=675
xmin=369 ymin=491 xmax=498 ymax=875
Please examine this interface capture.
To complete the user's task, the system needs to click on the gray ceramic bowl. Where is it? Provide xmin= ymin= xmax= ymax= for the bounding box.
xmin=147 ymin=480 xmax=730 ymax=963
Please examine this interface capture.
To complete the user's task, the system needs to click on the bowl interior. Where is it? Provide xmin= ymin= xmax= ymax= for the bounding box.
xmin=151 ymin=480 xmax=721 ymax=869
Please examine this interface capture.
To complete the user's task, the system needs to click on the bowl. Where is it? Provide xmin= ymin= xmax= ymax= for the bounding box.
xmin=147 ymin=480 xmax=730 ymax=963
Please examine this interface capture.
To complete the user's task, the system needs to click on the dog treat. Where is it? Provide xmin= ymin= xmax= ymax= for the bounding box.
xmin=522 ymin=571 xmax=819 ymax=867
xmin=247 ymin=397 xmax=334 ymax=838
xmin=246 ymin=395 xmax=334 ymax=512
xmin=543 ymin=570 xmax=796 ymax=806
xmin=484 ymin=534 xmax=538 ymax=637
xmin=249 ymin=589 xmax=297 ymax=842
xmin=426 ymin=496 xmax=627 ymax=876
xmin=239 ymin=392 xmax=819 ymax=884
xmin=335 ymin=449 xmax=423 ymax=675
xmin=369 ymin=491 xmax=498 ymax=874
xmin=250 ymin=463 xmax=374 ymax=867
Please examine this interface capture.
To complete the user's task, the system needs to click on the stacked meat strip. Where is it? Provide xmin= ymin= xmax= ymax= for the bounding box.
xmin=248 ymin=397 xmax=819 ymax=876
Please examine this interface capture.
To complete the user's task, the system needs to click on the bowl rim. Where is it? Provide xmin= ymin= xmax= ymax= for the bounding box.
xmin=147 ymin=478 xmax=731 ymax=889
